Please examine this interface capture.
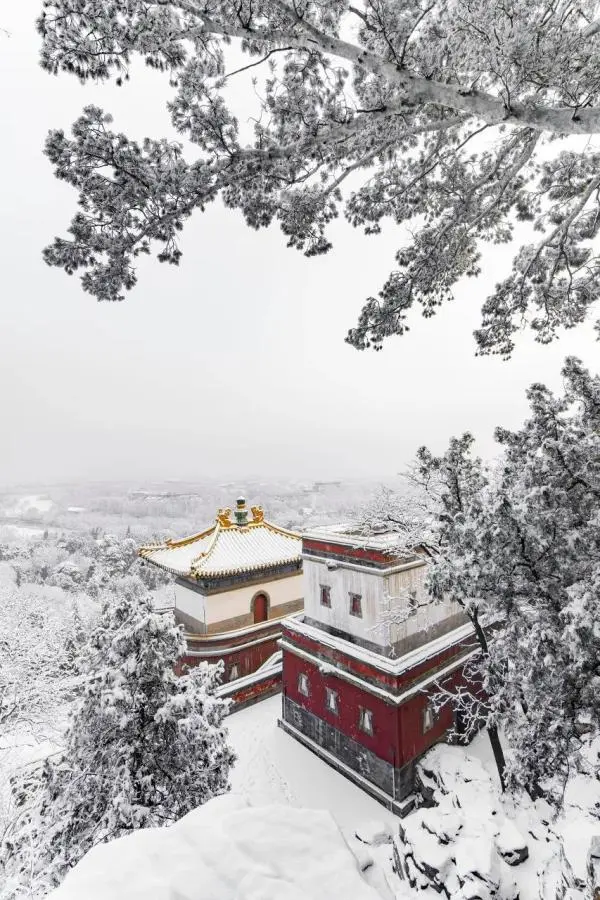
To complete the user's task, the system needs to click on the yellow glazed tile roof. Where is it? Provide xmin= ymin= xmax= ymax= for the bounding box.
xmin=139 ymin=502 xmax=301 ymax=578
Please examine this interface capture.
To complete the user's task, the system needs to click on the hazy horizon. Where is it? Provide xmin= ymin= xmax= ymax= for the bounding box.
xmin=2 ymin=3 xmax=599 ymax=487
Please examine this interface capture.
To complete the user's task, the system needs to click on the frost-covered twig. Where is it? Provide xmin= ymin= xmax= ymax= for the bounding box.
xmin=36 ymin=1 xmax=600 ymax=354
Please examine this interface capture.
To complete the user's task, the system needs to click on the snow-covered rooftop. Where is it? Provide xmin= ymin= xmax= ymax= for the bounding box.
xmin=303 ymin=522 xmax=418 ymax=555
xmin=139 ymin=499 xmax=302 ymax=578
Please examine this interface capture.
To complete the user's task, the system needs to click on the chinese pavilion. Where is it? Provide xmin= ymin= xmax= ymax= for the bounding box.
xmin=279 ymin=524 xmax=476 ymax=815
xmin=139 ymin=498 xmax=303 ymax=707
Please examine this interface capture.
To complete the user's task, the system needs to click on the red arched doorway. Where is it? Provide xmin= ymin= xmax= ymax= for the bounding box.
xmin=253 ymin=592 xmax=268 ymax=623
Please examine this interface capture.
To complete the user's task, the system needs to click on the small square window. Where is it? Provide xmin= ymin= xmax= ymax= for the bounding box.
xmin=298 ymin=673 xmax=310 ymax=696
xmin=349 ymin=593 xmax=363 ymax=618
xmin=423 ymin=704 xmax=435 ymax=733
xmin=229 ymin=664 xmax=239 ymax=682
xmin=325 ymin=687 xmax=339 ymax=715
xmin=359 ymin=707 xmax=373 ymax=735
xmin=320 ymin=585 xmax=331 ymax=607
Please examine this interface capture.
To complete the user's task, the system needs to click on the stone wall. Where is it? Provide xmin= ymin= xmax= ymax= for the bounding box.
xmin=282 ymin=696 xmax=416 ymax=803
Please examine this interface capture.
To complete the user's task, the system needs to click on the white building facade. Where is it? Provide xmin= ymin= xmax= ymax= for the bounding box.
xmin=139 ymin=498 xmax=303 ymax=707
xmin=301 ymin=525 xmax=464 ymax=657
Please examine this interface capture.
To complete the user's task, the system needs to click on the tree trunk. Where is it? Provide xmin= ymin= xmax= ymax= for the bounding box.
xmin=470 ymin=609 xmax=507 ymax=792
xmin=486 ymin=722 xmax=507 ymax=793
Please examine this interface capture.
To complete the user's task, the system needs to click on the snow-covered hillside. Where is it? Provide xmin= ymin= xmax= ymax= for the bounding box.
xmin=48 ymin=794 xmax=382 ymax=900
xmin=9 ymin=689 xmax=600 ymax=900
xmin=226 ymin=698 xmax=600 ymax=900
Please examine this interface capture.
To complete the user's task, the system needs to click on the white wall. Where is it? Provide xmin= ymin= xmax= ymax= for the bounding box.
xmin=303 ymin=557 xmax=387 ymax=646
xmin=204 ymin=572 xmax=302 ymax=624
xmin=175 ymin=581 xmax=206 ymax=624
xmin=175 ymin=572 xmax=303 ymax=628
xmin=303 ymin=557 xmax=462 ymax=649
xmin=383 ymin=565 xmax=462 ymax=647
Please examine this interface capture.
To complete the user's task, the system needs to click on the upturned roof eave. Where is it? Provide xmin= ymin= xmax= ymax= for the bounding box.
xmin=140 ymin=553 xmax=302 ymax=580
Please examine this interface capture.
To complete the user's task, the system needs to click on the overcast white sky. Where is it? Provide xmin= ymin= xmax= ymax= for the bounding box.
xmin=1 ymin=3 xmax=599 ymax=487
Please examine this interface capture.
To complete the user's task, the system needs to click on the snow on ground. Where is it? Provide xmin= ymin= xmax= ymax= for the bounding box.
xmin=0 ymin=562 xmax=18 ymax=587
xmin=0 ymin=524 xmax=45 ymax=540
xmin=3 ymin=495 xmax=53 ymax=517
xmin=8 ymin=687 xmax=600 ymax=899
xmin=396 ymin=734 xmax=600 ymax=899
xmin=227 ymin=695 xmax=395 ymax=834
xmin=228 ymin=699 xmax=600 ymax=898
xmin=49 ymin=794 xmax=383 ymax=900
xmin=226 ymin=695 xmax=401 ymax=897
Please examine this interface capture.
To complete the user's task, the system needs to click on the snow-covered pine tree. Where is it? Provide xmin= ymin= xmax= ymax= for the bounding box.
xmin=405 ymin=435 xmax=508 ymax=791
xmin=358 ymin=442 xmax=508 ymax=785
xmin=3 ymin=576 xmax=235 ymax=894
xmin=36 ymin=1 xmax=600 ymax=356
xmin=419 ymin=358 xmax=600 ymax=803
xmin=58 ymin=598 xmax=88 ymax=678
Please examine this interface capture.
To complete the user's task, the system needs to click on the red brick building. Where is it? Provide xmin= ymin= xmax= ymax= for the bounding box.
xmin=280 ymin=525 xmax=476 ymax=814
xmin=139 ymin=498 xmax=303 ymax=707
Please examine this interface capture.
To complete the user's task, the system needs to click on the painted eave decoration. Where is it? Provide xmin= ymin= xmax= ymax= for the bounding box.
xmin=139 ymin=499 xmax=302 ymax=578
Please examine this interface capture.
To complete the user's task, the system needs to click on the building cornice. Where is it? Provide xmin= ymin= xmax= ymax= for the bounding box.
xmin=176 ymin=561 xmax=301 ymax=595
xmin=184 ymin=631 xmax=279 ymax=658
xmin=283 ymin=616 xmax=476 ymax=677
xmin=184 ymin=612 xmax=302 ymax=643
xmin=302 ymin=552 xmax=426 ymax=577
xmin=280 ymin=637 xmax=478 ymax=706
xmin=302 ymin=528 xmax=413 ymax=553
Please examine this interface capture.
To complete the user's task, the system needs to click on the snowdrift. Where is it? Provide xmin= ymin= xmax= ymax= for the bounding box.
xmin=48 ymin=793 xmax=382 ymax=900
xmin=396 ymin=741 xmax=600 ymax=899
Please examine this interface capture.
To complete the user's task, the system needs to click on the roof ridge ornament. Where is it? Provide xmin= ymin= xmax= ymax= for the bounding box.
xmin=234 ymin=496 xmax=249 ymax=527
xmin=216 ymin=507 xmax=233 ymax=528
xmin=250 ymin=505 xmax=264 ymax=524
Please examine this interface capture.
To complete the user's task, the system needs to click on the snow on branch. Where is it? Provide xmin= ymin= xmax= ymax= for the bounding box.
xmin=37 ymin=0 xmax=600 ymax=354
xmin=417 ymin=359 xmax=600 ymax=800
xmin=429 ymin=654 xmax=488 ymax=744
xmin=355 ymin=482 xmax=440 ymax=555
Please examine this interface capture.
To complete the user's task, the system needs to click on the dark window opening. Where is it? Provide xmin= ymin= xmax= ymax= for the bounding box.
xmin=349 ymin=593 xmax=363 ymax=618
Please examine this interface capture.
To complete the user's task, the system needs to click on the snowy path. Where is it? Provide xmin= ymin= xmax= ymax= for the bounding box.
xmin=226 ymin=696 xmax=401 ymax=898
xmin=226 ymin=695 xmax=396 ymax=835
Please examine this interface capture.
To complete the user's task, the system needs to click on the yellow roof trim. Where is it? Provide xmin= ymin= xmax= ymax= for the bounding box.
xmin=164 ymin=524 xmax=215 ymax=548
xmin=196 ymin=554 xmax=302 ymax=578
xmin=138 ymin=525 xmax=215 ymax=557
xmin=263 ymin=521 xmax=302 ymax=540
xmin=189 ymin=521 xmax=223 ymax=575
